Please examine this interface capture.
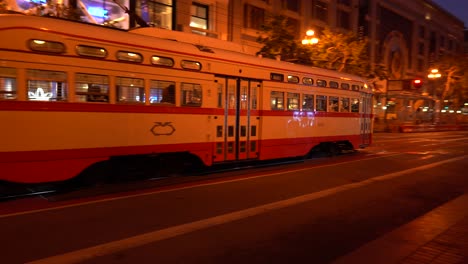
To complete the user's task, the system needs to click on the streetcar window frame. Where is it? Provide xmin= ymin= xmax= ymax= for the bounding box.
xmin=287 ymin=92 xmax=300 ymax=110
xmin=29 ymin=39 xmax=66 ymax=54
xmin=181 ymin=60 xmax=202 ymax=71
xmin=181 ymin=82 xmax=202 ymax=106
xmin=316 ymin=95 xmax=327 ymax=111
xmin=75 ymin=73 xmax=109 ymax=103
xmin=0 ymin=67 xmax=17 ymax=100
xmin=329 ymin=96 xmax=339 ymax=112
xmin=287 ymin=75 xmax=299 ymax=83
xmin=151 ymin=56 xmax=174 ymax=67
xmin=26 ymin=69 xmax=68 ymax=101
xmin=329 ymin=81 xmax=339 ymax=88
xmin=150 ymin=80 xmax=176 ymax=105
xmin=302 ymin=94 xmax=314 ymax=111
xmin=302 ymin=77 xmax=314 ymax=85
xmin=270 ymin=91 xmax=284 ymax=110
xmin=76 ymin=45 xmax=107 ymax=58
xmin=270 ymin=73 xmax=284 ymax=82
xmin=316 ymin=79 xmax=327 ymax=87
xmin=116 ymin=51 xmax=143 ymax=63
xmin=116 ymin=77 xmax=145 ymax=104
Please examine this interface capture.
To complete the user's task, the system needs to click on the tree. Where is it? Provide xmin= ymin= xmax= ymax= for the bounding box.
xmin=256 ymin=15 xmax=312 ymax=64
xmin=256 ymin=15 xmax=387 ymax=84
xmin=431 ymin=55 xmax=468 ymax=106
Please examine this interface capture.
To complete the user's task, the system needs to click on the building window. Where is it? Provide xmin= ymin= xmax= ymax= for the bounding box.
xmin=337 ymin=9 xmax=350 ymax=30
xmin=191 ymin=3 xmax=208 ymax=35
xmin=312 ymin=0 xmax=328 ymax=23
xmin=244 ymin=4 xmax=265 ymax=30
xmin=137 ymin=0 xmax=173 ymax=29
xmin=282 ymin=0 xmax=300 ymax=12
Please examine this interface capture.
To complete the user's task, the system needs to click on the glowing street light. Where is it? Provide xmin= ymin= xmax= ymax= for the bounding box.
xmin=427 ymin=69 xmax=441 ymax=79
xmin=302 ymin=29 xmax=319 ymax=45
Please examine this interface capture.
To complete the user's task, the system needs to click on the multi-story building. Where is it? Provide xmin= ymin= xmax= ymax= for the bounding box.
xmin=5 ymin=0 xmax=466 ymax=128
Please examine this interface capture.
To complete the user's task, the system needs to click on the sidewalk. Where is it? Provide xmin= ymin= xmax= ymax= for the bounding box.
xmin=333 ymin=193 xmax=468 ymax=264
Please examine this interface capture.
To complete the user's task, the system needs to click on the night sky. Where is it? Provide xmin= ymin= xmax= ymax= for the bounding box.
xmin=432 ymin=0 xmax=468 ymax=27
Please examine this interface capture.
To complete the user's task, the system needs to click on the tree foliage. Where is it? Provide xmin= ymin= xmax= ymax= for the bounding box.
xmin=431 ymin=55 xmax=468 ymax=106
xmin=256 ymin=15 xmax=387 ymax=84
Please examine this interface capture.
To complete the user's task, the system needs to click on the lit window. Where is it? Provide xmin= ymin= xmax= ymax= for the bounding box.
xmin=76 ymin=45 xmax=107 ymax=58
xmin=302 ymin=77 xmax=314 ymax=85
xmin=351 ymin=98 xmax=360 ymax=112
xmin=317 ymin=79 xmax=327 ymax=87
xmin=302 ymin=94 xmax=314 ymax=111
xmin=150 ymin=80 xmax=176 ymax=104
xmin=270 ymin=91 xmax=284 ymax=110
xmin=151 ymin=56 xmax=174 ymax=67
xmin=181 ymin=82 xmax=202 ymax=106
xmin=287 ymin=75 xmax=299 ymax=83
xmin=116 ymin=77 xmax=145 ymax=103
xmin=117 ymin=51 xmax=143 ymax=63
xmin=316 ymin=95 xmax=327 ymax=111
xmin=287 ymin=92 xmax=300 ymax=110
xmin=0 ymin=67 xmax=17 ymax=100
xmin=75 ymin=73 xmax=109 ymax=103
xmin=29 ymin=39 xmax=65 ymax=53
xmin=27 ymin=69 xmax=67 ymax=101
xmin=181 ymin=60 xmax=202 ymax=70
xmin=191 ymin=3 xmax=209 ymax=35
xmin=329 ymin=96 xmax=339 ymax=112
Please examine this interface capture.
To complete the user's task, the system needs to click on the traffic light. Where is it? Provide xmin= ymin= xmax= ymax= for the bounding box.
xmin=412 ymin=79 xmax=423 ymax=89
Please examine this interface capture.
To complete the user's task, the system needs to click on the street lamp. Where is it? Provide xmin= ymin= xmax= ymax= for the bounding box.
xmin=427 ymin=68 xmax=442 ymax=124
xmin=427 ymin=69 xmax=441 ymax=79
xmin=302 ymin=29 xmax=319 ymax=45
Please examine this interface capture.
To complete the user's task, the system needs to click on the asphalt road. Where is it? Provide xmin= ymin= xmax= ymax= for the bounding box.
xmin=1 ymin=131 xmax=467 ymax=264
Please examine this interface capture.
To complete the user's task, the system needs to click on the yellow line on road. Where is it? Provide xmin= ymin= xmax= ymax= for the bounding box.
xmin=27 ymin=155 xmax=467 ymax=264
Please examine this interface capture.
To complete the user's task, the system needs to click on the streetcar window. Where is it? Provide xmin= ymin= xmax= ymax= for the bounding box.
xmin=116 ymin=77 xmax=145 ymax=103
xmin=351 ymin=98 xmax=360 ymax=112
xmin=287 ymin=75 xmax=299 ymax=83
xmin=317 ymin=79 xmax=327 ymax=87
xmin=75 ymin=73 xmax=109 ymax=102
xmin=151 ymin=56 xmax=174 ymax=67
xmin=117 ymin=51 xmax=143 ymax=63
xmin=76 ymin=45 xmax=107 ymax=58
xmin=287 ymin=92 xmax=300 ymax=110
xmin=181 ymin=82 xmax=202 ymax=106
xmin=329 ymin=96 xmax=339 ymax=112
xmin=302 ymin=94 xmax=314 ymax=111
xmin=216 ymin=81 xmax=223 ymax=108
xmin=0 ymin=67 xmax=17 ymax=100
xmin=251 ymin=84 xmax=258 ymax=110
xmin=316 ymin=95 xmax=327 ymax=111
xmin=351 ymin=85 xmax=359 ymax=91
xmin=251 ymin=125 xmax=257 ymax=137
xmin=150 ymin=80 xmax=176 ymax=104
xmin=329 ymin=81 xmax=339 ymax=88
xmin=181 ymin=60 xmax=202 ymax=71
xmin=270 ymin=73 xmax=284 ymax=82
xmin=302 ymin=77 xmax=314 ymax=85
xmin=27 ymin=69 xmax=67 ymax=101
xmin=270 ymin=91 xmax=284 ymax=110
xmin=340 ymin=97 xmax=350 ymax=112
xmin=341 ymin=83 xmax=350 ymax=90
xmin=29 ymin=39 xmax=65 ymax=53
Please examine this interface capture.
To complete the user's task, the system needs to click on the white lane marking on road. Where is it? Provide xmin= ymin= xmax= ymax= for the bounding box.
xmin=27 ymin=155 xmax=467 ymax=264
xmin=0 ymin=153 xmax=401 ymax=219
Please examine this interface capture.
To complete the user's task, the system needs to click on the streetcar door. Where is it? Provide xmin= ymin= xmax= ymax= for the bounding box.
xmin=213 ymin=76 xmax=260 ymax=162
xmin=360 ymin=93 xmax=372 ymax=147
